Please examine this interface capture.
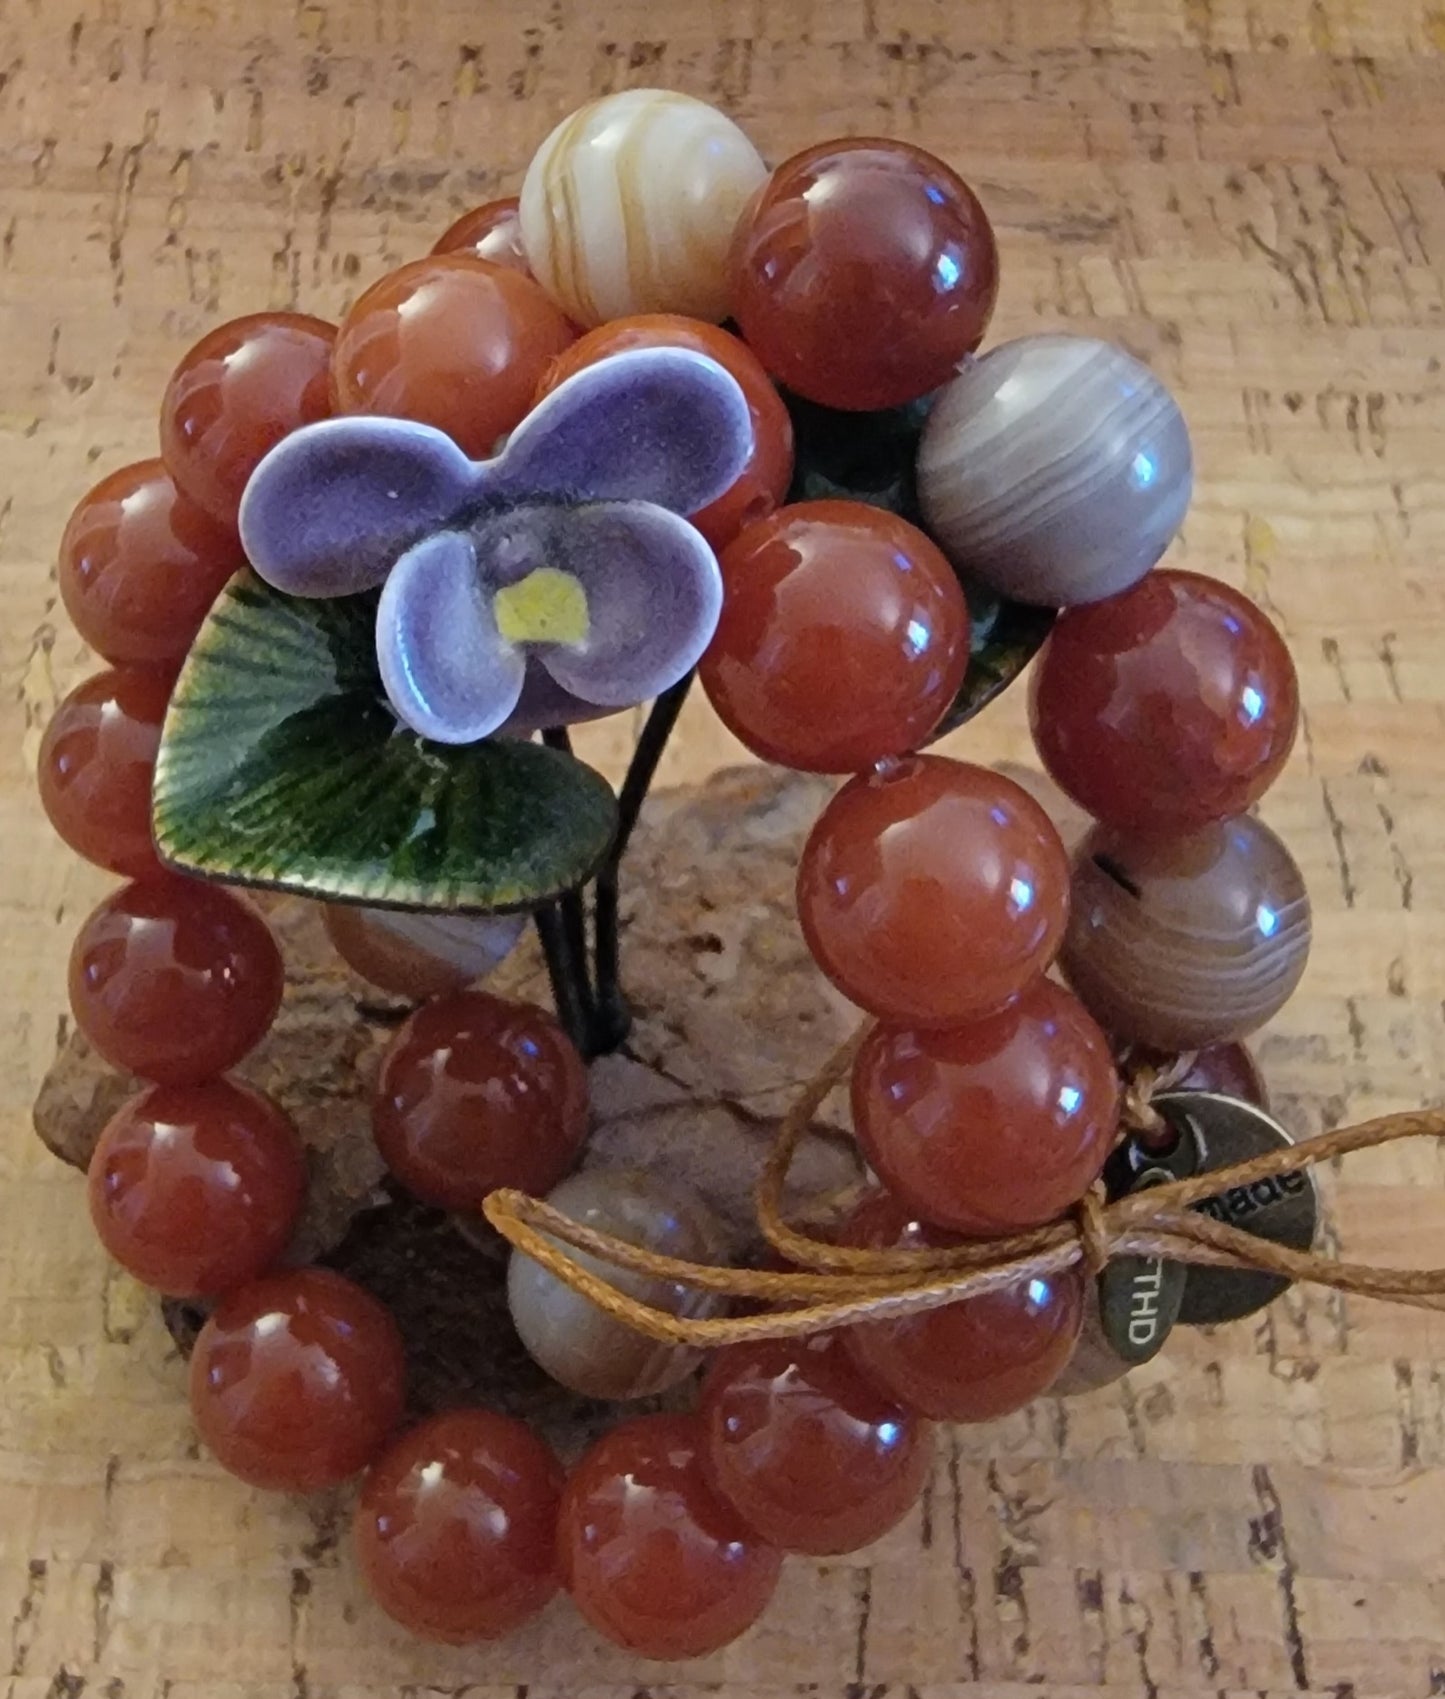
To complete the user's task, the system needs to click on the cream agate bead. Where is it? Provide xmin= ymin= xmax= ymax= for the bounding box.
xmin=917 ymin=334 xmax=1193 ymax=607
xmin=519 ymin=90 xmax=767 ymax=326
xmin=506 ymin=1168 xmax=725 ymax=1400
xmin=323 ymin=903 xmax=526 ymax=1002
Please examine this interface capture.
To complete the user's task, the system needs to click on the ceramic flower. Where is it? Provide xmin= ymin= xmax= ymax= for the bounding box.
xmin=237 ymin=348 xmax=754 ymax=742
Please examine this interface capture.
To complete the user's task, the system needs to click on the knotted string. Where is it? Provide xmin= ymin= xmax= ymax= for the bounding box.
xmin=482 ymin=1025 xmax=1445 ymax=1347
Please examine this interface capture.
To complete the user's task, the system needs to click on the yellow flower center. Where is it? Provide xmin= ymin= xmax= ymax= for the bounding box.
xmin=492 ymin=568 xmax=591 ymax=647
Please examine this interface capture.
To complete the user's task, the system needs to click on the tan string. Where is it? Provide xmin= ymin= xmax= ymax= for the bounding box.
xmin=482 ymin=1024 xmax=1445 ymax=1347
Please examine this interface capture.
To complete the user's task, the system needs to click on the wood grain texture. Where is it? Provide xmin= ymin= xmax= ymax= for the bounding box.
xmin=3 ymin=0 xmax=1445 ymax=1692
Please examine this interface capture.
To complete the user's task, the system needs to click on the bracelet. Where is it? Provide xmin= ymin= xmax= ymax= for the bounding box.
xmin=39 ymin=87 xmax=1315 ymax=1661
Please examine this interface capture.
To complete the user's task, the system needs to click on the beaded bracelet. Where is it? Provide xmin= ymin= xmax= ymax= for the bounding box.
xmin=39 ymin=88 xmax=1314 ymax=1661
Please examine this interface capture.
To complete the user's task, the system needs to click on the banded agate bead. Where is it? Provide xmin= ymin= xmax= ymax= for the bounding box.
xmin=917 ymin=335 xmax=1192 ymax=607
xmin=1061 ymin=817 xmax=1312 ymax=1052
xmin=506 ymin=1169 xmax=723 ymax=1400
xmin=519 ymin=90 xmax=767 ymax=326
xmin=323 ymin=903 xmax=525 ymax=1002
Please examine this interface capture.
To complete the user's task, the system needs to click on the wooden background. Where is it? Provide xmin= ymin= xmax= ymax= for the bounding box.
xmin=4 ymin=0 xmax=1445 ymax=1693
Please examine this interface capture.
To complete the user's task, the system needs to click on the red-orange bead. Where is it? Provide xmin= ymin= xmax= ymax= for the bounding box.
xmin=702 ymin=501 xmax=969 ymax=772
xmin=160 ymin=313 xmax=337 ymax=529
xmin=797 ymin=756 xmax=1071 ymax=1027
xmin=355 ymin=1409 xmax=563 ymax=1643
xmin=57 ymin=459 xmax=244 ymax=668
xmin=1029 ymin=570 xmax=1300 ymax=835
xmin=842 ymin=1192 xmax=1083 ymax=1421
xmin=68 ymin=876 xmax=285 ymax=1084
xmin=699 ymin=1335 xmax=934 ymax=1555
xmin=729 ymin=138 xmax=998 ymax=411
xmin=38 ymin=668 xmax=172 ymax=878
xmin=852 ymin=979 xmax=1119 ymax=1235
xmin=432 ymin=197 xmax=532 ymax=274
xmin=332 ymin=256 xmax=576 ymax=459
xmin=87 ymin=1079 xmax=305 ymax=1297
xmin=189 ymin=1267 xmax=406 ymax=1491
xmin=534 ymin=314 xmax=795 ymax=549
xmin=559 ymin=1414 xmax=783 ymax=1660
xmin=1170 ymin=1041 xmax=1270 ymax=1107
xmin=373 ymin=991 xmax=588 ymax=1211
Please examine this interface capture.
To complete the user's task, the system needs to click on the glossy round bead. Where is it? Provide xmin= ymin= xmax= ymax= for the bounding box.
xmin=332 ymin=256 xmax=575 ymax=459
xmin=520 ymin=90 xmax=768 ymax=327
xmin=38 ymin=668 xmax=172 ymax=878
xmin=842 ymin=1191 xmax=1084 ymax=1421
xmin=323 ymin=903 xmax=526 ymax=1002
xmin=534 ymin=314 xmax=795 ymax=549
xmin=355 ymin=1409 xmax=563 ymax=1643
xmin=559 ymin=1414 xmax=783 ymax=1659
xmin=432 ymin=197 xmax=531 ymax=273
xmin=698 ymin=1334 xmax=934 ymax=1555
xmin=86 ymin=1079 xmax=305 ymax=1297
xmin=68 ymin=876 xmax=285 ymax=1084
xmin=701 ymin=501 xmax=970 ymax=773
xmin=917 ymin=335 xmax=1193 ymax=607
xmin=57 ymin=459 xmax=244 ymax=668
xmin=160 ymin=313 xmax=336 ymax=529
xmin=797 ymin=756 xmax=1071 ymax=1027
xmin=189 ymin=1267 xmax=406 ymax=1491
xmin=729 ymin=138 xmax=998 ymax=411
xmin=852 ymin=978 xmax=1119 ymax=1235
xmin=373 ymin=990 xmax=589 ymax=1211
xmin=506 ymin=1169 xmax=723 ymax=1401
xmin=1171 ymin=1040 xmax=1270 ymax=1107
xmin=1030 ymin=570 xmax=1300 ymax=834
xmin=1061 ymin=816 xmax=1312 ymax=1052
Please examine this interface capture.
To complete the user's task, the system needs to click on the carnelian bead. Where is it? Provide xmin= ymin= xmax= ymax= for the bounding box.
xmin=534 ymin=315 xmax=795 ymax=550
xmin=729 ymin=138 xmax=998 ymax=411
xmin=558 ymin=1414 xmax=783 ymax=1659
xmin=160 ymin=313 xmax=336 ymax=529
xmin=373 ymin=990 xmax=588 ymax=1211
xmin=701 ymin=501 xmax=969 ymax=772
xmin=432 ymin=197 xmax=532 ymax=274
xmin=797 ymin=756 xmax=1070 ymax=1027
xmin=332 ymin=256 xmax=575 ymax=459
xmin=842 ymin=1192 xmax=1083 ymax=1421
xmin=57 ymin=460 xmax=244 ymax=668
xmin=851 ymin=979 xmax=1119 ymax=1235
xmin=355 ymin=1409 xmax=563 ymax=1644
xmin=699 ymin=1335 xmax=934 ymax=1555
xmin=68 ymin=876 xmax=285 ymax=1084
xmin=1029 ymin=570 xmax=1300 ymax=835
xmin=87 ymin=1079 xmax=305 ymax=1297
xmin=1170 ymin=1040 xmax=1270 ymax=1107
xmin=189 ymin=1267 xmax=406 ymax=1491
xmin=38 ymin=668 xmax=172 ymax=878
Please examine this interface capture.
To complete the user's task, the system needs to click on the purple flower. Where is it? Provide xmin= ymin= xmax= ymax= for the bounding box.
xmin=237 ymin=349 xmax=754 ymax=742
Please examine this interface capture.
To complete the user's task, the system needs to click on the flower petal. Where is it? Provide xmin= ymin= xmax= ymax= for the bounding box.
xmin=377 ymin=531 xmax=525 ymax=744
xmin=527 ymin=501 xmax=723 ymax=708
xmin=491 ymin=347 xmax=753 ymax=516
xmin=240 ymin=416 xmax=485 ymax=598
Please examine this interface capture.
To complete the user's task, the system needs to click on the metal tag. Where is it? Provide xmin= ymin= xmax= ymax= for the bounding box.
xmin=1150 ymin=1091 xmax=1319 ymax=1326
xmin=1096 ymin=1165 xmax=1188 ymax=1361
xmin=1054 ymin=1166 xmax=1186 ymax=1396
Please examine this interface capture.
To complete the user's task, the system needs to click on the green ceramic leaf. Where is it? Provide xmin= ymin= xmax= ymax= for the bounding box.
xmin=932 ymin=589 xmax=1056 ymax=739
xmin=153 ymin=572 xmax=618 ymax=912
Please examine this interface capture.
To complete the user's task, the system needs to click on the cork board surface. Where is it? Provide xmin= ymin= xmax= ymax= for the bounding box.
xmin=4 ymin=0 xmax=1445 ymax=1693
